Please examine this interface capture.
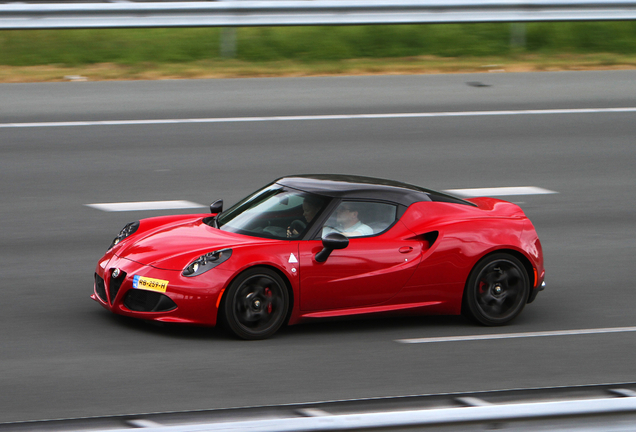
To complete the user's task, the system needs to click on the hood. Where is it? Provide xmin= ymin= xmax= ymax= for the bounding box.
xmin=115 ymin=216 xmax=271 ymax=270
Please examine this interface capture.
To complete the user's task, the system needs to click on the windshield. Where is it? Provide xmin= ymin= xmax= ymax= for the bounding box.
xmin=217 ymin=184 xmax=329 ymax=240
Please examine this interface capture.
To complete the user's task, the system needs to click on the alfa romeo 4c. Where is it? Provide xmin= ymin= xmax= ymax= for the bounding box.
xmin=93 ymin=175 xmax=545 ymax=339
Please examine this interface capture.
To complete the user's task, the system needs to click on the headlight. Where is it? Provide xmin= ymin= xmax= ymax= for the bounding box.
xmin=109 ymin=221 xmax=140 ymax=250
xmin=183 ymin=249 xmax=232 ymax=277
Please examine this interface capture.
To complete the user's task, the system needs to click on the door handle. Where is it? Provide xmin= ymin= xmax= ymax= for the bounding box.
xmin=399 ymin=246 xmax=413 ymax=254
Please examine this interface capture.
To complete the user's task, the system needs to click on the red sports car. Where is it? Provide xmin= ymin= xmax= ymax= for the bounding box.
xmin=93 ymin=175 xmax=545 ymax=339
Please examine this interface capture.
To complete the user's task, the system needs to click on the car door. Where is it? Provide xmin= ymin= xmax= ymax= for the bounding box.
xmin=298 ymin=201 xmax=422 ymax=312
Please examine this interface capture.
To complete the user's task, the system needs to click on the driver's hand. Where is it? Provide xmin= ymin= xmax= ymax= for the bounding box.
xmin=286 ymin=227 xmax=298 ymax=238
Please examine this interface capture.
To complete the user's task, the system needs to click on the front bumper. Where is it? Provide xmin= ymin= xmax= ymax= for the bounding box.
xmin=527 ymin=276 xmax=546 ymax=304
xmin=93 ymin=254 xmax=229 ymax=326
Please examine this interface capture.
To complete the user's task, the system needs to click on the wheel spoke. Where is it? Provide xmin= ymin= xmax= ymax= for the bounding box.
xmin=489 ymin=303 xmax=504 ymax=316
xmin=238 ymin=306 xmax=258 ymax=322
xmin=505 ymin=283 xmax=519 ymax=297
xmin=484 ymin=267 xmax=500 ymax=285
xmin=493 ymin=295 xmax=506 ymax=306
xmin=502 ymin=266 xmax=522 ymax=295
xmin=506 ymin=265 xmax=522 ymax=278
xmin=249 ymin=277 xmax=272 ymax=296
xmin=239 ymin=294 xmax=252 ymax=310
xmin=503 ymin=266 xmax=521 ymax=283
xmin=478 ymin=290 xmax=495 ymax=307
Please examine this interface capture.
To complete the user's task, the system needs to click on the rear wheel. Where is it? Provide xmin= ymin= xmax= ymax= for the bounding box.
xmin=221 ymin=267 xmax=289 ymax=340
xmin=463 ymin=253 xmax=529 ymax=326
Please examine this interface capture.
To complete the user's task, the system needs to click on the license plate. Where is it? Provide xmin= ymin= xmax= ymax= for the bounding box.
xmin=133 ymin=275 xmax=169 ymax=293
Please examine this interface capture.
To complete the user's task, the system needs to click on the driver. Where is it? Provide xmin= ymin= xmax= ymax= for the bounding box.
xmin=333 ymin=202 xmax=373 ymax=237
xmin=286 ymin=196 xmax=321 ymax=238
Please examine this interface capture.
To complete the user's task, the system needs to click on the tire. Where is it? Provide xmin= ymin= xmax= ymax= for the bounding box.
xmin=221 ymin=267 xmax=289 ymax=340
xmin=463 ymin=253 xmax=530 ymax=326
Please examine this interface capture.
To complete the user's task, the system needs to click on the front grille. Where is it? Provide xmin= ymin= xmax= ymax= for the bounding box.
xmin=124 ymin=289 xmax=177 ymax=313
xmin=94 ymin=274 xmax=107 ymax=302
xmin=109 ymin=270 xmax=126 ymax=305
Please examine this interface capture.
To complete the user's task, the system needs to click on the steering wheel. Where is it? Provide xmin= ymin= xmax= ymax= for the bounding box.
xmin=289 ymin=220 xmax=306 ymax=233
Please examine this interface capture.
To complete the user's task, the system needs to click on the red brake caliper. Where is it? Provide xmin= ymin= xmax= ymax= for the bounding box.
xmin=265 ymin=288 xmax=272 ymax=313
xmin=479 ymin=281 xmax=487 ymax=294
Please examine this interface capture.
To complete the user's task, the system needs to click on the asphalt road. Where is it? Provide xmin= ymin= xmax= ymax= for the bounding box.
xmin=1 ymin=71 xmax=635 ymax=424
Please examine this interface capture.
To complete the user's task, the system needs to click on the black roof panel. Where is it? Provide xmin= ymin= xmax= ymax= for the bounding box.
xmin=276 ymin=174 xmax=474 ymax=207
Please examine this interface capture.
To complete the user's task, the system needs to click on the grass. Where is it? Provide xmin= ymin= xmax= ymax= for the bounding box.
xmin=1 ymin=22 xmax=636 ymax=81
xmin=1 ymin=54 xmax=635 ymax=83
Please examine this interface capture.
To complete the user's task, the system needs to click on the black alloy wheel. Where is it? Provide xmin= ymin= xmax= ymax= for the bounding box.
xmin=221 ymin=267 xmax=289 ymax=340
xmin=463 ymin=253 xmax=530 ymax=326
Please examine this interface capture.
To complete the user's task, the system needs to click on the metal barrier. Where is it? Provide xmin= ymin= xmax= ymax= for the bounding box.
xmin=1 ymin=0 xmax=636 ymax=30
xmin=4 ymin=383 xmax=636 ymax=431
xmin=95 ymin=397 xmax=636 ymax=432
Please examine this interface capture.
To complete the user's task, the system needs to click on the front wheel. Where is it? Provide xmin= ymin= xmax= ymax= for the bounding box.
xmin=221 ymin=267 xmax=289 ymax=340
xmin=463 ymin=253 xmax=530 ymax=326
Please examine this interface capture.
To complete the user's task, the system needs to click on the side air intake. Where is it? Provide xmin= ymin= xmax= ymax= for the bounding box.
xmin=422 ymin=231 xmax=439 ymax=249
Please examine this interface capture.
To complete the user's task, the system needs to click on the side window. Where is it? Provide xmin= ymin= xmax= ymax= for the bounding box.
xmin=322 ymin=201 xmax=398 ymax=238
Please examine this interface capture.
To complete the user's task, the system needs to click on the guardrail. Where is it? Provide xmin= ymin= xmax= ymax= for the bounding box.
xmin=3 ymin=383 xmax=636 ymax=431
xmin=101 ymin=398 xmax=636 ymax=432
xmin=1 ymin=0 xmax=636 ymax=30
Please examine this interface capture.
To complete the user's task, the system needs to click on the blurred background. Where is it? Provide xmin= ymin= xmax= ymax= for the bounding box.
xmin=1 ymin=1 xmax=636 ymax=81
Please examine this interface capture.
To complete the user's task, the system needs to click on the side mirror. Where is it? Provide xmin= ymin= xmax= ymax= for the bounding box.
xmin=210 ymin=199 xmax=223 ymax=214
xmin=315 ymin=233 xmax=349 ymax=263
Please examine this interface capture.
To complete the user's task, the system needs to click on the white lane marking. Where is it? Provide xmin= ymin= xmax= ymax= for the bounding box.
xmin=85 ymin=186 xmax=553 ymax=213
xmin=2 ymin=107 xmax=636 ymax=128
xmin=611 ymin=389 xmax=636 ymax=397
xmin=85 ymin=200 xmax=205 ymax=212
xmin=396 ymin=326 xmax=636 ymax=344
xmin=297 ymin=408 xmax=331 ymax=417
xmin=126 ymin=419 xmax=163 ymax=428
xmin=456 ymin=397 xmax=493 ymax=407
xmin=445 ymin=186 xmax=557 ymax=197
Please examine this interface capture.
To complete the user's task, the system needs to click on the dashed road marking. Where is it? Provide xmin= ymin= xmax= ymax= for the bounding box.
xmin=2 ymin=107 xmax=636 ymax=128
xmin=85 ymin=200 xmax=205 ymax=212
xmin=445 ymin=186 xmax=557 ymax=197
xmin=85 ymin=186 xmax=556 ymax=212
xmin=126 ymin=419 xmax=163 ymax=428
xmin=396 ymin=326 xmax=636 ymax=344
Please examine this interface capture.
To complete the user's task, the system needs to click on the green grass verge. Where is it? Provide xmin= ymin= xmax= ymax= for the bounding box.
xmin=2 ymin=22 xmax=636 ymax=66
xmin=1 ymin=22 xmax=636 ymax=81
